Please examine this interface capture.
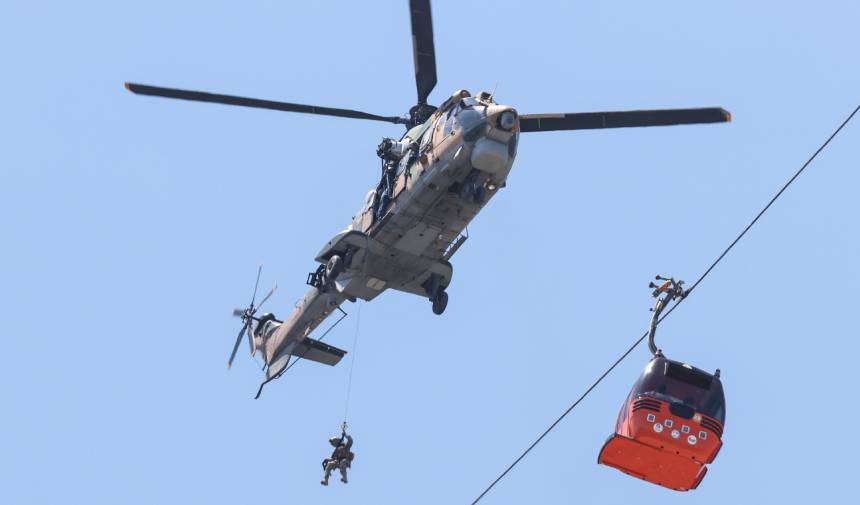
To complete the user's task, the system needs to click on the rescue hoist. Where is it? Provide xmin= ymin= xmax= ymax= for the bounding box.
xmin=598 ymin=276 xmax=726 ymax=491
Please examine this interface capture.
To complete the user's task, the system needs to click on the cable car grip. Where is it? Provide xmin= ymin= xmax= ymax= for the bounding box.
xmin=646 ymin=276 xmax=688 ymax=356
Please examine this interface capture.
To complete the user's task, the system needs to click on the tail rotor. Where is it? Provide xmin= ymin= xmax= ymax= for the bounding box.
xmin=228 ymin=265 xmax=277 ymax=369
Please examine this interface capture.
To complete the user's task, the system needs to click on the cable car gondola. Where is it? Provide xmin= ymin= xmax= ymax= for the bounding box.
xmin=598 ymin=277 xmax=726 ymax=491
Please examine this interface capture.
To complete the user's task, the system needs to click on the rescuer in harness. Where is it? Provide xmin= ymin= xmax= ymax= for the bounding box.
xmin=321 ymin=424 xmax=355 ymax=486
xmin=373 ymin=137 xmax=417 ymax=221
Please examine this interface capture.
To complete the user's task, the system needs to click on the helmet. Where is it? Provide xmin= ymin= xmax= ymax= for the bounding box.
xmin=329 ymin=437 xmax=341 ymax=446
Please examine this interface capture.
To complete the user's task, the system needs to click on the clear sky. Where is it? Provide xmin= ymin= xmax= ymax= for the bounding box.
xmin=3 ymin=1 xmax=859 ymax=504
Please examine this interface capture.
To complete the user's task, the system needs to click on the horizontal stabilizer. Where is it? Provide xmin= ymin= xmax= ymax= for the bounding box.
xmin=291 ymin=337 xmax=347 ymax=366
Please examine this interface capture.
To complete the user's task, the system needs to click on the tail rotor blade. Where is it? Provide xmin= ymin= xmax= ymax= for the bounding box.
xmin=249 ymin=265 xmax=263 ymax=307
xmin=229 ymin=267 xmax=276 ymax=368
xmin=228 ymin=323 xmax=249 ymax=369
xmin=247 ymin=322 xmax=256 ymax=355
xmin=254 ymin=283 xmax=278 ymax=314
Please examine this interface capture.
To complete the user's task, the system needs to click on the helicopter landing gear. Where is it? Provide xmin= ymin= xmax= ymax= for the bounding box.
xmin=431 ymin=289 xmax=448 ymax=315
xmin=308 ymin=249 xmax=354 ymax=292
xmin=423 ymin=273 xmax=449 ymax=315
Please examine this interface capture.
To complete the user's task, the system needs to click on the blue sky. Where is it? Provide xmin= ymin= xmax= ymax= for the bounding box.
xmin=2 ymin=1 xmax=859 ymax=503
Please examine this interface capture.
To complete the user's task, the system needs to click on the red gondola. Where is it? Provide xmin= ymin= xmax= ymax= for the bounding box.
xmin=598 ymin=277 xmax=726 ymax=491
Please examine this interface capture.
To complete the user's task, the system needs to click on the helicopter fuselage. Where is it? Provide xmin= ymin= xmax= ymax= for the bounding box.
xmin=259 ymin=90 xmax=519 ymax=379
xmin=349 ymin=90 xmax=518 ymax=293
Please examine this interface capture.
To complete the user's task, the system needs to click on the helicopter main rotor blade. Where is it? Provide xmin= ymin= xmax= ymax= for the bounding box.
xmin=519 ymin=107 xmax=731 ymax=133
xmin=409 ymin=0 xmax=437 ymax=105
xmin=228 ymin=323 xmax=249 ymax=369
xmin=124 ymin=83 xmax=408 ymax=124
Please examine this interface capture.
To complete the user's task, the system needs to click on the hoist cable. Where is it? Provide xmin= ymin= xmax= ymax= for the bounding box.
xmin=470 ymin=104 xmax=860 ymax=505
xmin=343 ymin=303 xmax=362 ymax=422
xmin=280 ymin=306 xmax=348 ymax=375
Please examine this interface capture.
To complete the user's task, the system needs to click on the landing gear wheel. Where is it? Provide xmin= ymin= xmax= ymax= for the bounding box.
xmin=431 ymin=290 xmax=448 ymax=315
xmin=326 ymin=255 xmax=344 ymax=281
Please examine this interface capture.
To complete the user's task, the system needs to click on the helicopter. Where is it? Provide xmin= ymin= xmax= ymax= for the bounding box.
xmin=125 ymin=0 xmax=731 ymax=396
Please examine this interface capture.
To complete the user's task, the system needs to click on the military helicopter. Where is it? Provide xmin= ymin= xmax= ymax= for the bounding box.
xmin=125 ymin=0 xmax=731 ymax=396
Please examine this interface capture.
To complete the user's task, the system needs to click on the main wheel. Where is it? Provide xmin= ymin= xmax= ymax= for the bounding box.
xmin=326 ymin=255 xmax=344 ymax=280
xmin=431 ymin=290 xmax=448 ymax=315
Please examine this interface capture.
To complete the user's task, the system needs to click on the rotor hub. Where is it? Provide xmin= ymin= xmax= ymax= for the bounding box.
xmin=409 ymin=103 xmax=437 ymax=127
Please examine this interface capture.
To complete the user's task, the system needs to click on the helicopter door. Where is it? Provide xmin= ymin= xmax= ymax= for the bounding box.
xmin=392 ymin=172 xmax=407 ymax=200
xmin=351 ymin=190 xmax=376 ymax=232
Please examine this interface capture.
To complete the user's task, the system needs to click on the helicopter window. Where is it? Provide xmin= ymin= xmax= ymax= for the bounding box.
xmin=443 ymin=105 xmax=459 ymax=136
xmin=457 ymin=105 xmax=487 ymax=141
xmin=361 ymin=189 xmax=375 ymax=212
xmin=441 ymin=99 xmax=487 ymax=138
xmin=419 ymin=124 xmax=434 ymax=151
xmin=447 ymin=102 xmax=459 ymax=119
xmin=459 ymin=97 xmax=483 ymax=109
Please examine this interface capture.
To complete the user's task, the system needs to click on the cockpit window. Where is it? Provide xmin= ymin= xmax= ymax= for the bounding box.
xmin=457 ymin=106 xmax=485 ymax=130
xmin=459 ymin=97 xmax=483 ymax=108
xmin=443 ymin=107 xmax=457 ymax=136
xmin=441 ymin=98 xmax=487 ymax=139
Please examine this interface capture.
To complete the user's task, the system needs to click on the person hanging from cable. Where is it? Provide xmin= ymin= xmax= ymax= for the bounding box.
xmin=321 ymin=422 xmax=354 ymax=486
xmin=373 ymin=137 xmax=418 ymax=221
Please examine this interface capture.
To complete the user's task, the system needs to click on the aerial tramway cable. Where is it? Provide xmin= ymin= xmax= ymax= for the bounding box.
xmin=470 ymin=104 xmax=860 ymax=505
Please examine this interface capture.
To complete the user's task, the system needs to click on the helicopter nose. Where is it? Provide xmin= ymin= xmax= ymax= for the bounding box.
xmin=481 ymin=105 xmax=519 ymax=158
xmin=470 ymin=105 xmax=519 ymax=180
